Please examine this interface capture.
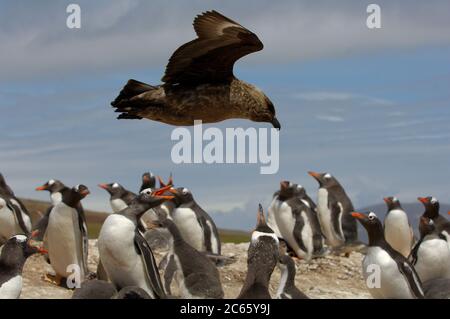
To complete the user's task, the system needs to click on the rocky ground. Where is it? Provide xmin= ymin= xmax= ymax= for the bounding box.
xmin=20 ymin=240 xmax=370 ymax=299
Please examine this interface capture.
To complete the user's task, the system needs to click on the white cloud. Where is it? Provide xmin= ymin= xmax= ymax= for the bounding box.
xmin=315 ymin=115 xmax=345 ymax=122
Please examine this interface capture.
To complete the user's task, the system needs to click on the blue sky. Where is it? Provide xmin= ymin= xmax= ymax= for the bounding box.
xmin=1 ymin=0 xmax=450 ymax=230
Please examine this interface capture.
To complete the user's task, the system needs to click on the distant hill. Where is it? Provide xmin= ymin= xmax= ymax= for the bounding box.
xmin=19 ymin=198 xmax=250 ymax=243
xmin=356 ymin=202 xmax=450 ymax=243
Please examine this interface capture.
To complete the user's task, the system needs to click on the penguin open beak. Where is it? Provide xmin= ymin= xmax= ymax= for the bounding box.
xmin=35 ymin=185 xmax=47 ymax=191
xmin=151 ymin=185 xmax=174 ymax=200
xmin=98 ymin=183 xmax=109 ymax=190
xmin=351 ymin=212 xmax=366 ymax=220
xmin=418 ymin=197 xmax=429 ymax=204
xmin=256 ymin=203 xmax=267 ymax=227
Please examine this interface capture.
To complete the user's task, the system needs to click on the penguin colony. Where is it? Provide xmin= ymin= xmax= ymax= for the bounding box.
xmin=1 ymin=10 xmax=450 ymax=300
xmin=2 ymin=171 xmax=450 ymax=299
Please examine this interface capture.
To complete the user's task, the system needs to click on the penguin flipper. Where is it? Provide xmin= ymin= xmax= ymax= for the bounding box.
xmin=398 ymin=260 xmax=425 ymax=299
xmin=408 ymin=238 xmax=423 ymax=265
xmin=76 ymin=204 xmax=89 ymax=275
xmin=291 ymin=207 xmax=308 ymax=254
xmin=134 ymin=230 xmax=166 ymax=299
xmin=32 ymin=206 xmax=52 ymax=241
xmin=329 ymin=200 xmax=345 ymax=242
xmin=7 ymin=200 xmax=30 ymax=235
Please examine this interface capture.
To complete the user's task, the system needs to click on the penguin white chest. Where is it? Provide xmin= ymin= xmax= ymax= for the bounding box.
xmin=50 ymin=193 xmax=62 ymax=205
xmin=384 ymin=210 xmax=412 ymax=257
xmin=47 ymin=203 xmax=84 ymax=278
xmin=317 ymin=189 xmax=341 ymax=247
xmin=172 ymin=208 xmax=204 ymax=251
xmin=0 ymin=275 xmax=22 ymax=299
xmin=363 ymin=247 xmax=415 ymax=299
xmin=110 ymin=199 xmax=128 ymax=213
xmin=267 ymin=198 xmax=282 ymax=238
xmin=98 ymin=215 xmax=150 ymax=292
xmin=414 ymin=238 xmax=450 ymax=282
xmin=274 ymin=201 xmax=312 ymax=260
xmin=0 ymin=205 xmax=17 ymax=240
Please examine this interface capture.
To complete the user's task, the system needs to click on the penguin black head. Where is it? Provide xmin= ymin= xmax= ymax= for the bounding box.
xmin=418 ymin=196 xmax=440 ymax=219
xmin=308 ymin=171 xmax=338 ymax=188
xmin=140 ymin=172 xmax=156 ymax=192
xmin=98 ymin=182 xmax=127 ymax=197
xmin=0 ymin=235 xmax=47 ymax=268
xmin=351 ymin=211 xmax=384 ymax=245
xmin=35 ymin=179 xmax=66 ymax=194
xmin=74 ymin=184 xmax=90 ymax=199
xmin=418 ymin=216 xmax=435 ymax=239
xmin=0 ymin=173 xmax=14 ymax=196
xmin=278 ymin=181 xmax=298 ymax=200
xmin=383 ymin=196 xmax=402 ymax=210
xmin=294 ymin=185 xmax=306 ymax=198
xmin=168 ymin=187 xmax=194 ymax=205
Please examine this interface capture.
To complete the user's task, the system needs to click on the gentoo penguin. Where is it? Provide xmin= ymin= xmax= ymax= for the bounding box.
xmin=111 ymin=11 xmax=281 ymax=130
xmin=34 ymin=179 xmax=69 ymax=242
xmin=269 ymin=181 xmax=313 ymax=261
xmin=294 ymin=185 xmax=326 ymax=256
xmin=71 ymin=280 xmax=117 ymax=299
xmin=151 ymin=212 xmax=224 ymax=299
xmin=0 ymin=174 xmax=32 ymax=241
xmin=0 ymin=235 xmax=47 ymax=299
xmin=98 ymin=182 xmax=137 ymax=213
xmin=276 ymin=248 xmax=309 ymax=299
xmin=383 ymin=197 xmax=414 ymax=257
xmin=168 ymin=187 xmax=221 ymax=255
xmin=46 ymin=185 xmax=90 ymax=285
xmin=97 ymin=187 xmax=173 ymax=298
xmin=352 ymin=211 xmax=424 ymax=299
xmin=418 ymin=197 xmax=450 ymax=244
xmin=238 ymin=205 xmax=279 ymax=299
xmin=308 ymin=171 xmax=357 ymax=248
xmin=422 ymin=278 xmax=450 ymax=299
xmin=408 ymin=217 xmax=450 ymax=282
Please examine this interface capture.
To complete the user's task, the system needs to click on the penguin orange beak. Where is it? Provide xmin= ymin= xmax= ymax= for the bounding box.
xmin=35 ymin=185 xmax=47 ymax=191
xmin=308 ymin=171 xmax=321 ymax=179
xmin=448 ymin=211 xmax=450 ymax=215
xmin=418 ymin=197 xmax=429 ymax=204
xmin=98 ymin=183 xmax=109 ymax=190
xmin=351 ymin=212 xmax=366 ymax=220
xmin=151 ymin=185 xmax=174 ymax=200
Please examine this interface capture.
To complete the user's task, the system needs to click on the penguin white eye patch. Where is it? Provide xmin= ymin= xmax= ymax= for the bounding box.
xmin=48 ymin=179 xmax=55 ymax=185
xmin=431 ymin=197 xmax=437 ymax=204
xmin=112 ymin=183 xmax=119 ymax=188
xmin=324 ymin=173 xmax=331 ymax=179
xmin=368 ymin=212 xmax=377 ymax=220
